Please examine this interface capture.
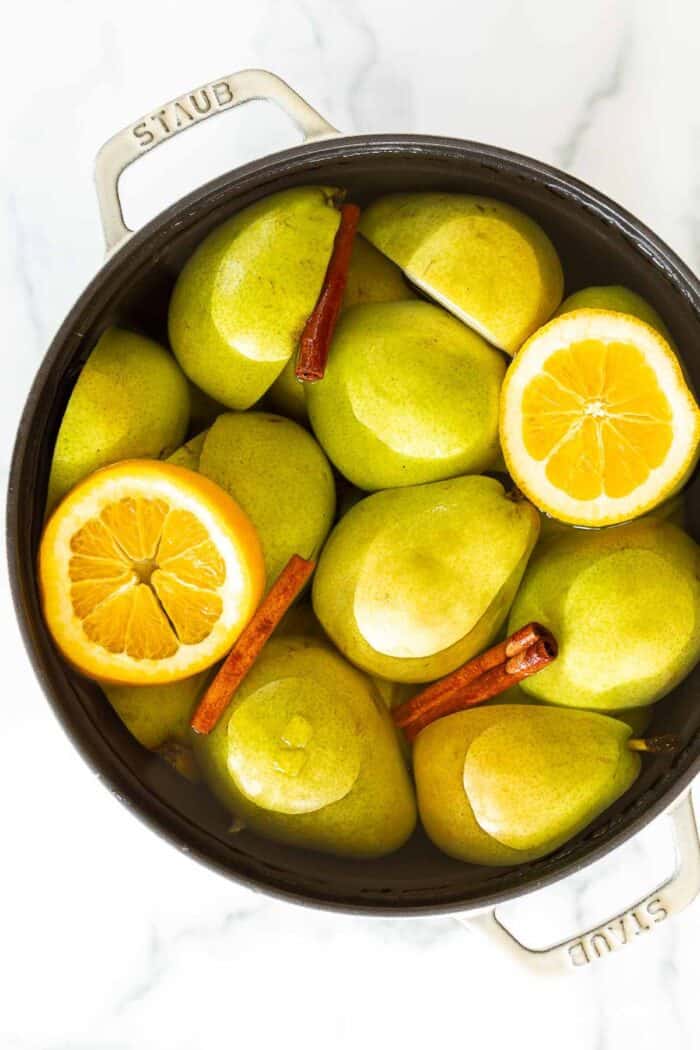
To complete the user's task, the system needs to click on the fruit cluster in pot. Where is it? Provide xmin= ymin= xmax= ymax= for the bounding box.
xmin=39 ymin=187 xmax=700 ymax=865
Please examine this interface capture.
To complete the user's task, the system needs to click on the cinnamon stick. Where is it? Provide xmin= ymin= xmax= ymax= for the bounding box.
xmin=190 ymin=554 xmax=316 ymax=735
xmin=295 ymin=203 xmax=361 ymax=382
xmin=392 ymin=626 xmax=558 ymax=742
xmin=392 ymin=622 xmax=550 ymax=730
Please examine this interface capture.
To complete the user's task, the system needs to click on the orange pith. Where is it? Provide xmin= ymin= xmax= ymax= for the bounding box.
xmin=521 ymin=339 xmax=673 ymax=501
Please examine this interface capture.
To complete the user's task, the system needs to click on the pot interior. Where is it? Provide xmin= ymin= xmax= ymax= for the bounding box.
xmin=11 ymin=137 xmax=700 ymax=913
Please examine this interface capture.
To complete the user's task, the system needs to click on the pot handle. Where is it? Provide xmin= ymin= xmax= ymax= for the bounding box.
xmin=458 ymin=791 xmax=700 ymax=974
xmin=94 ymin=68 xmax=339 ymax=253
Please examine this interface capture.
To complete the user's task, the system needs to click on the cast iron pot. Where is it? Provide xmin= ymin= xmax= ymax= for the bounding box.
xmin=8 ymin=69 xmax=700 ymax=974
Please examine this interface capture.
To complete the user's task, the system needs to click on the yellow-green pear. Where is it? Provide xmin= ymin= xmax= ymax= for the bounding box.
xmin=187 ymin=381 xmax=227 ymax=431
xmin=414 ymin=706 xmax=640 ymax=865
xmin=537 ymin=492 xmax=686 ymax=552
xmin=167 ymin=430 xmax=208 ymax=471
xmin=360 ymin=193 xmax=563 ymax=354
xmin=47 ymin=328 xmax=189 ymax=511
xmin=307 ymin=301 xmax=506 ymax=490
xmin=484 ymin=685 xmax=653 ymax=735
xmin=263 ymin=358 xmax=307 ymax=424
xmin=102 ymin=672 xmax=208 ymax=751
xmin=509 ymin=519 xmax=700 ymax=710
xmin=267 ymin=233 xmax=414 ymax=422
xmin=198 ymin=412 xmax=335 ymax=584
xmin=313 ymin=476 xmax=540 ymax=683
xmin=555 ymin=285 xmax=674 ymax=344
xmin=194 ymin=636 xmax=416 ymax=858
xmin=275 ymin=603 xmax=326 ymax=641
xmin=168 ymin=186 xmax=342 ymax=410
xmin=342 ymin=233 xmax=414 ymax=309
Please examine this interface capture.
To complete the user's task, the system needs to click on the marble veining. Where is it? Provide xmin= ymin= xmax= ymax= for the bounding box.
xmin=1 ymin=1 xmax=699 ymax=1047
xmin=556 ymin=22 xmax=632 ymax=171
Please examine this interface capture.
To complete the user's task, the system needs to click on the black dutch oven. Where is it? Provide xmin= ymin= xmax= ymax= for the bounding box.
xmin=8 ymin=69 xmax=700 ymax=973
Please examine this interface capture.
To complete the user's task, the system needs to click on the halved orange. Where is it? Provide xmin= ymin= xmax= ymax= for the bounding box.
xmin=500 ymin=309 xmax=700 ymax=526
xmin=39 ymin=460 xmax=265 ymax=684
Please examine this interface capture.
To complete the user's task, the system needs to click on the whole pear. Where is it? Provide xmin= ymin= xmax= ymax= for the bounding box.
xmin=306 ymin=301 xmax=506 ymax=490
xmin=187 ymin=381 xmax=227 ymax=431
xmin=102 ymin=671 xmax=208 ymax=751
xmin=414 ymin=706 xmax=640 ymax=865
xmin=555 ymin=285 xmax=674 ymax=344
xmin=509 ymin=519 xmax=700 ymax=710
xmin=267 ymin=233 xmax=415 ymax=422
xmin=537 ymin=492 xmax=686 ymax=552
xmin=194 ymin=635 xmax=416 ymax=858
xmin=313 ymin=476 xmax=540 ymax=682
xmin=168 ymin=186 xmax=342 ymax=410
xmin=198 ymin=412 xmax=335 ymax=584
xmin=47 ymin=328 xmax=189 ymax=511
xmin=484 ymin=686 xmax=653 ymax=734
xmin=167 ymin=430 xmax=208 ymax=471
xmin=360 ymin=193 xmax=563 ymax=354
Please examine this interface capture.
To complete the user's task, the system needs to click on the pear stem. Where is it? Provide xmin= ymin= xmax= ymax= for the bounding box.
xmin=628 ymin=734 xmax=681 ymax=754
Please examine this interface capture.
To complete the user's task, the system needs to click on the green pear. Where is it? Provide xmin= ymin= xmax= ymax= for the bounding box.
xmin=484 ymin=686 xmax=653 ymax=734
xmin=509 ymin=519 xmax=700 ymax=710
xmin=555 ymin=285 xmax=674 ymax=344
xmin=313 ymin=476 xmax=540 ymax=683
xmin=371 ymin=678 xmax=416 ymax=710
xmin=537 ymin=492 xmax=686 ymax=552
xmin=360 ymin=193 xmax=563 ymax=354
xmin=263 ymin=358 xmax=307 ymax=424
xmin=266 ymin=233 xmax=415 ymax=423
xmin=102 ymin=672 xmax=208 ymax=751
xmin=306 ymin=301 xmax=506 ymax=490
xmin=194 ymin=636 xmax=416 ymax=858
xmin=275 ymin=603 xmax=326 ymax=641
xmin=414 ymin=706 xmax=640 ymax=865
xmin=47 ymin=328 xmax=189 ymax=512
xmin=167 ymin=430 xmax=208 ymax=471
xmin=342 ymin=233 xmax=415 ymax=309
xmin=168 ymin=186 xmax=342 ymax=411
xmin=197 ymin=412 xmax=335 ymax=584
xmin=187 ymin=382 xmax=227 ymax=431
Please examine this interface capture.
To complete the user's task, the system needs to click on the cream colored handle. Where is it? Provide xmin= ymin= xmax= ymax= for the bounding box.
xmin=458 ymin=791 xmax=699 ymax=974
xmin=94 ymin=68 xmax=339 ymax=253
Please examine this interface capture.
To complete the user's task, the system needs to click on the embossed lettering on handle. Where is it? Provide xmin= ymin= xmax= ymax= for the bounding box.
xmin=129 ymin=78 xmax=241 ymax=152
xmin=459 ymin=791 xmax=699 ymax=975
xmin=95 ymin=69 xmax=339 ymax=253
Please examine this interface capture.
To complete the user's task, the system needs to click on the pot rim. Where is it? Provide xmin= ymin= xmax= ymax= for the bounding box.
xmin=8 ymin=131 xmax=700 ymax=916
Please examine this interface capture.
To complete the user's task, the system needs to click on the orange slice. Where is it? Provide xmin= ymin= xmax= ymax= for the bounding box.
xmin=500 ymin=309 xmax=700 ymax=526
xmin=39 ymin=460 xmax=265 ymax=684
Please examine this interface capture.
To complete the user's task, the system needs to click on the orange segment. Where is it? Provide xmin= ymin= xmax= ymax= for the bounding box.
xmin=500 ymin=310 xmax=700 ymax=526
xmin=70 ymin=517 xmax=130 ymax=561
xmin=545 ymin=418 xmax=603 ymax=500
xmin=39 ymin=459 xmax=265 ymax=684
xmin=158 ymin=507 xmax=210 ymax=560
xmin=70 ymin=573 xmax=135 ymax=618
xmin=151 ymin=569 xmax=223 ymax=645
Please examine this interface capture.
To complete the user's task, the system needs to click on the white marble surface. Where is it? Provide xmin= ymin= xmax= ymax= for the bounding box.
xmin=2 ymin=1 xmax=700 ymax=1046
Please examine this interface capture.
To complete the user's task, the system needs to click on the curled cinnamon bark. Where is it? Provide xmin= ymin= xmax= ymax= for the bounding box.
xmin=393 ymin=623 xmax=551 ymax=731
xmin=295 ymin=203 xmax=361 ymax=382
xmin=190 ymin=554 xmax=316 ymax=735
xmin=392 ymin=624 xmax=558 ymax=742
